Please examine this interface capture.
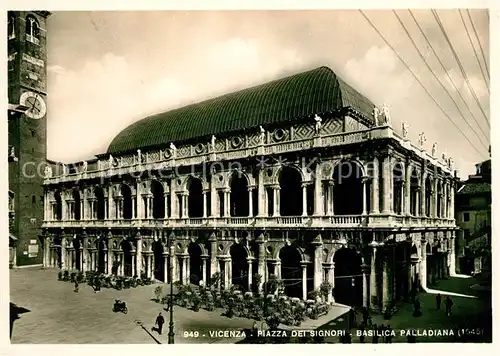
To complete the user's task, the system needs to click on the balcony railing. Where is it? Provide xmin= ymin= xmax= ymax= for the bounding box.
xmin=42 ymin=214 xmax=456 ymax=230
xmin=26 ymin=34 xmax=40 ymax=45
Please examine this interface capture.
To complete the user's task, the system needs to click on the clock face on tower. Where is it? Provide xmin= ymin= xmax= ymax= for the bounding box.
xmin=20 ymin=91 xmax=47 ymax=119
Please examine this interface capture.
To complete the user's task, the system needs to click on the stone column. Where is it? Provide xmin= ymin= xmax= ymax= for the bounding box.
xmin=324 ymin=263 xmax=335 ymax=303
xmin=200 ymin=256 xmax=207 ymax=286
xmin=120 ymin=253 xmax=125 ymax=276
xmin=203 ymin=191 xmax=208 ymax=218
xmin=257 ymin=238 xmax=266 ymax=293
xmin=210 ymin=176 xmax=217 ymax=218
xmin=302 ymin=183 xmax=308 ymax=216
xmin=370 ymin=245 xmax=378 ymax=309
xmin=313 ymin=236 xmax=323 ymax=291
xmin=82 ymin=245 xmax=88 ymax=271
xmin=150 ymin=254 xmax=155 ymax=280
xmin=247 ymin=258 xmax=253 ymax=292
xmin=106 ymin=247 xmax=112 ymax=274
xmin=60 ymin=236 xmax=67 ymax=270
xmin=248 ymin=188 xmax=254 ymax=217
xmin=257 ymin=169 xmax=266 ymax=217
xmin=301 ymin=263 xmax=308 ymax=300
xmin=273 ymin=261 xmax=281 ymax=279
xmin=432 ymin=179 xmax=439 ymax=218
xmin=170 ymin=247 xmax=178 ymax=284
xmin=131 ymin=252 xmax=136 ymax=276
xmin=164 ymin=193 xmax=170 ymax=218
xmin=362 ymin=264 xmax=369 ymax=308
xmin=185 ymin=255 xmax=190 ymax=284
xmin=272 ymin=186 xmax=280 ymax=217
xmin=224 ymin=259 xmax=231 ymax=290
xmin=209 ymin=234 xmax=218 ymax=282
xmin=181 ymin=194 xmax=188 ymax=218
xmin=132 ymin=196 xmax=137 ymax=219
xmin=449 ymin=184 xmax=455 ymax=219
xmin=421 ymin=174 xmax=427 ymax=216
xmin=362 ymin=177 xmax=368 ymax=215
xmin=381 ymin=155 xmax=393 ymax=214
xmin=313 ymin=164 xmax=323 ymax=216
xmin=171 ymin=183 xmax=179 ymax=219
xmin=404 ymin=164 xmax=411 ymax=215
xmin=327 ymin=181 xmax=335 ymax=215
xmin=382 ymin=249 xmax=390 ymax=310
xmin=136 ymin=240 xmax=142 ymax=277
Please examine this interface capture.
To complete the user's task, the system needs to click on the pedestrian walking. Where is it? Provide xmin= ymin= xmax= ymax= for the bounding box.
xmin=436 ymin=293 xmax=442 ymax=310
xmin=359 ymin=325 xmax=365 ymax=343
xmin=155 ymin=312 xmax=165 ymax=335
xmin=74 ymin=280 xmax=79 ymax=293
xmin=445 ymin=296 xmax=454 ymax=316
xmin=372 ymin=324 xmax=379 ymax=344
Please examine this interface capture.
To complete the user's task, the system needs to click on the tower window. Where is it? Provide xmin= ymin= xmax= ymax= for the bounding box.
xmin=25 ymin=15 xmax=40 ymax=45
xmin=32 ymin=195 xmax=36 ymax=205
xmin=9 ymin=191 xmax=15 ymax=212
xmin=31 ymin=130 xmax=35 ymax=137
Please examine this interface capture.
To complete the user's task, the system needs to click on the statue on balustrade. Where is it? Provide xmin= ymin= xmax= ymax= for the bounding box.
xmin=314 ymin=114 xmax=322 ymax=134
xmin=372 ymin=106 xmax=380 ymax=126
xmin=82 ymin=161 xmax=88 ymax=173
xmin=211 ymin=135 xmax=216 ymax=150
xmin=62 ymin=164 xmax=69 ymax=176
xmin=44 ymin=165 xmax=52 ymax=178
xmin=259 ymin=126 xmax=266 ymax=144
xmin=432 ymin=142 xmax=438 ymax=158
xmin=418 ymin=132 xmax=426 ymax=148
xmin=381 ymin=103 xmax=391 ymax=126
xmin=108 ymin=155 xmax=114 ymax=167
xmin=137 ymin=149 xmax=142 ymax=164
xmin=402 ymin=121 xmax=409 ymax=139
xmin=169 ymin=142 xmax=177 ymax=157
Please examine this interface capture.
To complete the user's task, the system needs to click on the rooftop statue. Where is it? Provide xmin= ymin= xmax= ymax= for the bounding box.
xmin=372 ymin=106 xmax=380 ymax=126
xmin=314 ymin=114 xmax=322 ymax=133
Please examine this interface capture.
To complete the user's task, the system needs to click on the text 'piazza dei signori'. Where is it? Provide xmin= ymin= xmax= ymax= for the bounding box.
xmin=41 ymin=66 xmax=458 ymax=310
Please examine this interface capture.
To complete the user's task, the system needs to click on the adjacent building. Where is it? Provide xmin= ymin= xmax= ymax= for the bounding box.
xmin=41 ymin=65 xmax=458 ymax=311
xmin=455 ymin=157 xmax=491 ymax=275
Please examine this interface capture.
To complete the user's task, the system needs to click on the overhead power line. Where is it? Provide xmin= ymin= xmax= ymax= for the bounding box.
xmin=458 ymin=9 xmax=489 ymax=92
xmin=466 ymin=9 xmax=489 ymax=76
xmin=395 ymin=10 xmax=489 ymax=146
xmin=358 ymin=10 xmax=487 ymax=157
xmin=431 ymin=9 xmax=489 ymax=124
xmin=408 ymin=10 xmax=490 ymax=134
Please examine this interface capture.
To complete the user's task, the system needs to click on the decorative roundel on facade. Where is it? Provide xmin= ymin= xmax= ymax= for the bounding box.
xmin=231 ymin=136 xmax=243 ymax=149
xmin=273 ymin=128 xmax=286 ymax=141
xmin=218 ymin=244 xmax=224 ymax=251
xmin=267 ymin=168 xmax=273 ymax=177
xmin=143 ymin=242 xmax=147 ymax=249
xmin=113 ymin=241 xmax=118 ymax=249
xmin=177 ymin=243 xmax=183 ymax=250
xmin=266 ymin=246 xmax=273 ymax=254
xmin=177 ymin=179 xmax=182 ymax=186
xmin=218 ymin=175 xmax=224 ymax=182
xmin=163 ymin=149 xmax=172 ymax=159
xmin=195 ymin=143 xmax=205 ymax=154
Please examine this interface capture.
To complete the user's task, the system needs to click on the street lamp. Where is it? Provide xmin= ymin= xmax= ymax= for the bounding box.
xmin=168 ymin=231 xmax=175 ymax=344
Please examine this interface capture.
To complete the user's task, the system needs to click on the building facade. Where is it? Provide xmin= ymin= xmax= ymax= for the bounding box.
xmin=455 ymin=158 xmax=491 ymax=275
xmin=41 ymin=66 xmax=457 ymax=310
xmin=8 ymin=11 xmax=51 ymax=267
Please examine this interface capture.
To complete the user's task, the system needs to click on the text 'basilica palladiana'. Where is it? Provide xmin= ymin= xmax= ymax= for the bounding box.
xmin=42 ymin=66 xmax=457 ymax=310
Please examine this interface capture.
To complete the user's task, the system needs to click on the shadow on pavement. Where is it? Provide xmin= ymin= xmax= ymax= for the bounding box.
xmin=10 ymin=302 xmax=31 ymax=339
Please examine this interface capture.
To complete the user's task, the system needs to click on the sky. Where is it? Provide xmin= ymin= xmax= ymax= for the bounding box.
xmin=45 ymin=9 xmax=490 ymax=178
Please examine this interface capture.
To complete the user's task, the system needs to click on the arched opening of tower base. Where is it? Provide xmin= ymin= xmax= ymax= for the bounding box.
xmin=188 ymin=242 xmax=203 ymax=285
xmin=153 ymin=240 xmax=165 ymax=281
xmin=334 ymin=247 xmax=363 ymax=306
xmin=230 ymin=243 xmax=249 ymax=291
xmin=279 ymin=245 xmax=302 ymax=298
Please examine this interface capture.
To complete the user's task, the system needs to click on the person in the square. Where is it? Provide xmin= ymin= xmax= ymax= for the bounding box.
xmin=155 ymin=312 xmax=165 ymax=335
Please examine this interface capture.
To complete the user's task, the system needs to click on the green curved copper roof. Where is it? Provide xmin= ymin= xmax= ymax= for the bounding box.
xmin=107 ymin=66 xmax=375 ymax=155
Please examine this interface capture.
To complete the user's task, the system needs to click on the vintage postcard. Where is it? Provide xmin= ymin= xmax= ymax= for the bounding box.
xmin=5 ymin=1 xmax=493 ymax=349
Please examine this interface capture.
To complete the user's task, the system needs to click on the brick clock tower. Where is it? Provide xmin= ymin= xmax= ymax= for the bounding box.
xmin=8 ymin=11 xmax=51 ymax=267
